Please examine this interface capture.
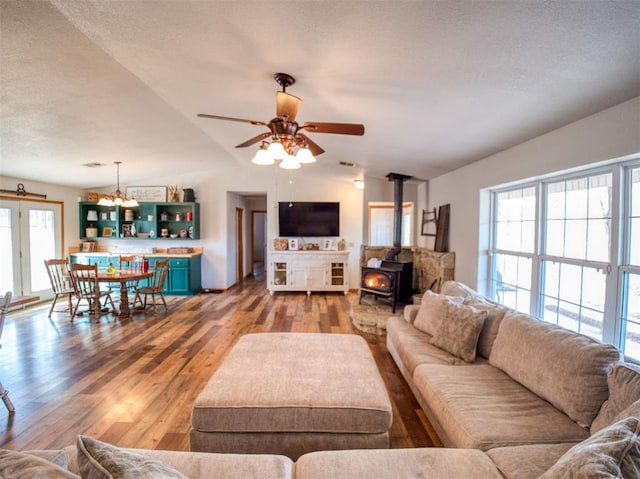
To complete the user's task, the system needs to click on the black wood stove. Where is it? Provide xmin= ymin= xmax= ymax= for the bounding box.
xmin=359 ymin=260 xmax=414 ymax=313
xmin=359 ymin=172 xmax=415 ymax=313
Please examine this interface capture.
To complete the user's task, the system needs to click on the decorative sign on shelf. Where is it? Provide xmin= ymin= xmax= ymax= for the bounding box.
xmin=125 ymin=186 xmax=167 ymax=202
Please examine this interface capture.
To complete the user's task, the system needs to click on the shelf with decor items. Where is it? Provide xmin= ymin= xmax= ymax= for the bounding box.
xmin=267 ymin=250 xmax=348 ymax=296
xmin=79 ymin=202 xmax=200 ymax=240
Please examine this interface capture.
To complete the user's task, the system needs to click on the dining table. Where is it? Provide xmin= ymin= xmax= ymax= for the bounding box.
xmin=96 ymin=268 xmax=154 ymax=318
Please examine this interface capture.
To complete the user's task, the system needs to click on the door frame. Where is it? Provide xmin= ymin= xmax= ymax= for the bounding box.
xmin=0 ymin=196 xmax=65 ymax=298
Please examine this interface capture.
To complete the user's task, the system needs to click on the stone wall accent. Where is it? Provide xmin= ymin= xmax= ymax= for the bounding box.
xmin=359 ymin=246 xmax=455 ymax=294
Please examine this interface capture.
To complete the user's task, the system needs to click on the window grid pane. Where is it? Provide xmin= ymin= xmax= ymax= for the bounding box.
xmin=540 ymin=260 xmax=605 ymax=341
xmin=545 ymin=174 xmax=612 ymax=262
xmin=630 ymin=168 xmax=640 ymax=266
xmin=492 ymin=252 xmax=531 ymax=314
xmin=621 ymin=272 xmax=640 ymax=361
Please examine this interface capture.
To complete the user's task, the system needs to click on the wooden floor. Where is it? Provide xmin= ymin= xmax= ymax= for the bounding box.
xmin=0 ymin=271 xmax=440 ymax=452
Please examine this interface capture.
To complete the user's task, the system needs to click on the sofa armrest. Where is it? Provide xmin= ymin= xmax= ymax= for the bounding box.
xmin=403 ymin=304 xmax=420 ymax=324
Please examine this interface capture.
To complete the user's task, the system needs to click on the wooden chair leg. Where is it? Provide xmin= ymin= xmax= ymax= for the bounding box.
xmin=0 ymin=381 xmax=15 ymax=413
xmin=48 ymin=294 xmax=59 ymax=317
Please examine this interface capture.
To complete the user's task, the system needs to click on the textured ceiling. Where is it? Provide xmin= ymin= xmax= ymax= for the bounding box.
xmin=1 ymin=0 xmax=639 ymax=189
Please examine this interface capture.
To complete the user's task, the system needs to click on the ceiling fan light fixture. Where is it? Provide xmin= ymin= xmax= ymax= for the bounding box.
xmin=252 ymin=144 xmax=275 ymax=165
xmin=296 ymin=146 xmax=316 ymax=164
xmin=267 ymin=140 xmax=286 ymax=160
xmin=279 ymin=155 xmax=301 ymax=169
xmin=96 ymin=161 xmax=139 ymax=208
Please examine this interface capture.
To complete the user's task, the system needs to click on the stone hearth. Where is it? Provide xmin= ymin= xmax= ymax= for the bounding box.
xmin=350 ymin=295 xmax=402 ymax=335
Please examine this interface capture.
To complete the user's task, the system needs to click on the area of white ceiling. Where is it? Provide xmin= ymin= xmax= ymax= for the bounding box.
xmin=1 ymin=0 xmax=639 ymax=189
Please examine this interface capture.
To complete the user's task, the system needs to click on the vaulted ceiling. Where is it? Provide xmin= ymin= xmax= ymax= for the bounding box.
xmin=1 ymin=0 xmax=639 ymax=189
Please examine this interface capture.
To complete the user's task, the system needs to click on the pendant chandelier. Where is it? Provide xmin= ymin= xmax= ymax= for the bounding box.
xmin=97 ymin=161 xmax=139 ymax=208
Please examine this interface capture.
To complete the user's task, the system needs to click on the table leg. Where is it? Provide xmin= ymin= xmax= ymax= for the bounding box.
xmin=118 ymin=282 xmax=131 ymax=318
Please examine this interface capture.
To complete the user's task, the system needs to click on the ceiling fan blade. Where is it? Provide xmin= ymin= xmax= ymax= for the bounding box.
xmin=235 ymin=131 xmax=271 ymax=148
xmin=276 ymin=91 xmax=302 ymax=121
xmin=298 ymin=134 xmax=325 ymax=156
xmin=301 ymin=122 xmax=365 ymax=136
xmin=197 ymin=113 xmax=267 ymax=126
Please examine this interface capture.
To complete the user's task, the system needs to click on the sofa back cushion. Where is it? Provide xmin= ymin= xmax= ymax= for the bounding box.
xmin=440 ymin=280 xmax=478 ymax=300
xmin=413 ymin=290 xmax=463 ymax=336
xmin=463 ymin=298 xmax=508 ymax=359
xmin=591 ymin=362 xmax=640 ymax=434
xmin=428 ymin=301 xmax=487 ymax=363
xmin=539 ymin=416 xmax=640 ymax=479
xmin=439 ymin=281 xmax=508 ymax=359
xmin=489 ymin=311 xmax=620 ymax=427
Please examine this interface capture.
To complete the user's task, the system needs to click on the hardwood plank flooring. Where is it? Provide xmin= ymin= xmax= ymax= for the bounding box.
xmin=0 ymin=273 xmax=438 ymax=452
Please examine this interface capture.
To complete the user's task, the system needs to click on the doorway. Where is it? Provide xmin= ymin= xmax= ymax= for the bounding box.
xmin=250 ymin=210 xmax=266 ymax=277
xmin=236 ymin=207 xmax=244 ymax=284
xmin=0 ymin=198 xmax=64 ymax=299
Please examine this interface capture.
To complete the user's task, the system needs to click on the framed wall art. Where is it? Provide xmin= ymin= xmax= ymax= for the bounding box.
xmin=101 ymin=226 xmax=114 ymax=238
xmin=125 ymin=186 xmax=167 ymax=202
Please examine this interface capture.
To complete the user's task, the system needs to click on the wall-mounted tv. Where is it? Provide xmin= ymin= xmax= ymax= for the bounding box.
xmin=278 ymin=202 xmax=340 ymax=237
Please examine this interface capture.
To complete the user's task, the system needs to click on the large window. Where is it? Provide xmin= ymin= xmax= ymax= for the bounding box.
xmin=492 ymin=187 xmax=535 ymax=313
xmin=620 ymin=167 xmax=640 ymax=359
xmin=489 ymin=162 xmax=640 ymax=360
xmin=540 ymin=174 xmax=611 ymax=341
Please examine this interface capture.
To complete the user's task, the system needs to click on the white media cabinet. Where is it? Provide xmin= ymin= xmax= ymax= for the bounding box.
xmin=268 ymin=250 xmax=349 ymax=295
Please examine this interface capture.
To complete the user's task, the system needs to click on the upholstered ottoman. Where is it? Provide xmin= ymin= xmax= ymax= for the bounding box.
xmin=190 ymin=333 xmax=393 ymax=459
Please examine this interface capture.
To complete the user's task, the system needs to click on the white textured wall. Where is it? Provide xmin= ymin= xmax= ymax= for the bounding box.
xmin=428 ymin=96 xmax=640 ymax=291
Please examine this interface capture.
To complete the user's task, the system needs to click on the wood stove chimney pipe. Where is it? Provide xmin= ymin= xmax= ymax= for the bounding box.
xmin=385 ymin=173 xmax=412 ymax=260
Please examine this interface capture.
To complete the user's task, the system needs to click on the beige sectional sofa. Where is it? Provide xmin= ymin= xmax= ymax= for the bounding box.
xmin=3 ymin=281 xmax=639 ymax=478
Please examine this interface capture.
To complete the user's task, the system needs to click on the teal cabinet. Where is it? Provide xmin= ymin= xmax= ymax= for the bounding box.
xmin=167 ymin=257 xmax=202 ymax=295
xmin=70 ymin=254 xmax=202 ymax=296
xmin=79 ymin=202 xmax=200 ymax=240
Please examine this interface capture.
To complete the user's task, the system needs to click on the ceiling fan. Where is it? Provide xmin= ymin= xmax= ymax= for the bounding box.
xmin=197 ymin=73 xmax=364 ymax=166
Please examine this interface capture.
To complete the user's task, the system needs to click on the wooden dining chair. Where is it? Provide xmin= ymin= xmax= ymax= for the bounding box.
xmin=0 ymin=291 xmax=15 ymax=413
xmin=44 ymin=258 xmax=77 ymax=317
xmin=119 ymin=255 xmax=142 ymax=295
xmin=69 ymin=263 xmax=116 ymax=322
xmin=133 ymin=259 xmax=169 ymax=315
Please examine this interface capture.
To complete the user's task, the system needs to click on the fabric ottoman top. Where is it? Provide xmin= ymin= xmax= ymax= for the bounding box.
xmin=191 ymin=333 xmax=393 ymax=434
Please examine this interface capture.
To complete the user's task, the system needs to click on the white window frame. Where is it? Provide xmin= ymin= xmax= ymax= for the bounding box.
xmin=487 ymin=159 xmax=640 ymax=360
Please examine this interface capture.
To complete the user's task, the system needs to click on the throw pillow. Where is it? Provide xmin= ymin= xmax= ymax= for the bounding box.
xmin=591 ymin=362 xmax=640 ymax=434
xmin=0 ymin=449 xmax=79 ymax=478
xmin=463 ymin=298 xmax=508 ymax=359
xmin=429 ymin=301 xmax=487 ymax=363
xmin=540 ymin=416 xmax=640 ymax=478
xmin=413 ymin=290 xmax=463 ymax=336
xmin=76 ymin=436 xmax=188 ymax=479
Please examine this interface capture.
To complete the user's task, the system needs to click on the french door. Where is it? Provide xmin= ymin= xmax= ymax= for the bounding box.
xmin=0 ymin=199 xmax=63 ymax=300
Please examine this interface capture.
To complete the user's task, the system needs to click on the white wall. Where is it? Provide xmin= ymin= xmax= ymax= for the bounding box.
xmin=3 ymin=163 xmax=366 ymax=290
xmin=428 ymin=96 xmax=640 ymax=291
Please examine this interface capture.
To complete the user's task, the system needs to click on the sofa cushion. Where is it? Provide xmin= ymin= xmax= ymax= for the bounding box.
xmin=294 ymin=447 xmax=504 ymax=479
xmin=413 ymin=290 xmax=463 ymax=336
xmin=540 ymin=416 xmax=640 ymax=478
xmin=486 ymin=443 xmax=575 ymax=479
xmin=429 ymin=301 xmax=487 ymax=363
xmin=77 ymin=436 xmax=187 ymax=479
xmin=413 ymin=364 xmax=590 ymax=450
xmin=489 ymin=311 xmax=620 ymax=427
xmin=592 ymin=362 xmax=640 ymax=433
xmin=464 ymin=298 xmax=508 ymax=359
xmin=66 ymin=444 xmax=294 ymax=479
xmin=440 ymin=280 xmax=478 ymax=300
xmin=0 ymin=449 xmax=79 ymax=478
xmin=386 ymin=316 xmax=471 ymax=374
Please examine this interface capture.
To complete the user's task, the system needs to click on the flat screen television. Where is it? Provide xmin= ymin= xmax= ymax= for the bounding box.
xmin=278 ymin=202 xmax=340 ymax=237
